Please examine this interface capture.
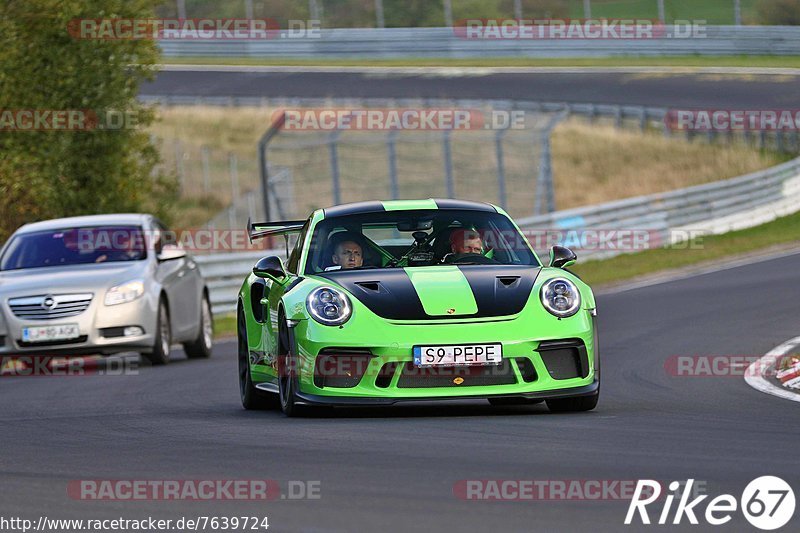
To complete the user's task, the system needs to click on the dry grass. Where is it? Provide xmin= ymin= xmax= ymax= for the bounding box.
xmin=552 ymin=121 xmax=785 ymax=209
xmin=148 ymin=105 xmax=785 ymax=223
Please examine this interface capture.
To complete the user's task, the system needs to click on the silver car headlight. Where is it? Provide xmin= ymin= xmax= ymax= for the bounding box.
xmin=540 ymin=278 xmax=581 ymax=318
xmin=306 ymin=286 xmax=352 ymax=326
xmin=104 ymin=279 xmax=145 ymax=306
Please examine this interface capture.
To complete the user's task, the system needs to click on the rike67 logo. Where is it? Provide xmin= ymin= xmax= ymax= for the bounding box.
xmin=625 ymin=477 xmax=795 ymax=530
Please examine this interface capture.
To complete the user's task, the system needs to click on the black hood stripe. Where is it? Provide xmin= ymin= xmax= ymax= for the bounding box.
xmin=318 ymin=265 xmax=540 ymax=320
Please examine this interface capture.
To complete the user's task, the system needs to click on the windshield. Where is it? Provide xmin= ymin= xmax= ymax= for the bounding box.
xmin=304 ymin=209 xmax=538 ymax=274
xmin=0 ymin=225 xmax=147 ymax=271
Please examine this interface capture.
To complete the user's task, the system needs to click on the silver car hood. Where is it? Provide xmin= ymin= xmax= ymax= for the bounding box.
xmin=0 ymin=262 xmax=148 ymax=297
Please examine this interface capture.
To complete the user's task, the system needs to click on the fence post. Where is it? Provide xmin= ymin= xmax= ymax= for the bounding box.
xmin=443 ymin=0 xmax=453 ymax=27
xmin=495 ymin=129 xmax=508 ymax=211
xmin=247 ymin=192 xmax=256 ymax=221
xmin=229 ymin=153 xmax=239 ymax=200
xmin=257 ymin=112 xmax=286 ymax=222
xmin=201 ymin=145 xmax=211 ymax=193
xmin=228 ymin=205 xmax=237 ymax=230
xmin=173 ymin=140 xmax=185 ymax=194
xmin=228 ymin=152 xmax=239 ymax=228
xmin=328 ymin=132 xmax=342 ymax=205
xmin=535 ymin=110 xmax=568 ymax=215
xmin=614 ymin=106 xmax=623 ymax=129
xmin=443 ymin=130 xmax=454 ymax=198
xmin=387 ymin=131 xmax=399 ymax=200
xmin=374 ymin=0 xmax=385 ymax=28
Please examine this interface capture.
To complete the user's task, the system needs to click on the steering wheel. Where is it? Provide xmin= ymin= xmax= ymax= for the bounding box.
xmin=447 ymin=253 xmax=497 ymax=265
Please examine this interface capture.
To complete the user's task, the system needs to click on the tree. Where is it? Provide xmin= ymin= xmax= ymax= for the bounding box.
xmin=0 ymin=0 xmax=176 ymax=242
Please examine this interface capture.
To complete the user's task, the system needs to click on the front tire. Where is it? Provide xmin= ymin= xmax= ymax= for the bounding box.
xmin=546 ymin=392 xmax=599 ymax=413
xmin=184 ymin=293 xmax=213 ymax=359
xmin=238 ymin=307 xmax=278 ymax=410
xmin=143 ymin=298 xmax=171 ymax=366
xmin=278 ymin=311 xmax=305 ymax=417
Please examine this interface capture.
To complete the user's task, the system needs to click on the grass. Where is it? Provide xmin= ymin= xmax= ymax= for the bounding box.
xmin=160 ymin=55 xmax=800 ymax=69
xmin=572 ymin=209 xmax=800 ymax=285
xmin=148 ymin=106 xmax=785 ymax=224
xmin=566 ymin=0 xmax=759 ymax=25
xmin=213 ymin=312 xmax=237 ymax=338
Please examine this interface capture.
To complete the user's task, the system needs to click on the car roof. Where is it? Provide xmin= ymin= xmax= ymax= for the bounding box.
xmin=15 ymin=214 xmax=152 ymax=234
xmin=321 ymin=199 xmax=497 ymax=218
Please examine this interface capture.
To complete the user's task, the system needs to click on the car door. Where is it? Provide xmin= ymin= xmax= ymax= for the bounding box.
xmin=153 ymin=220 xmax=201 ymax=341
xmin=264 ymin=220 xmax=309 ymax=371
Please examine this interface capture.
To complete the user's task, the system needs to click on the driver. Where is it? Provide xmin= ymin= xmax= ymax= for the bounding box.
xmin=449 ymin=229 xmax=484 ymax=255
xmin=330 ymin=232 xmax=364 ymax=270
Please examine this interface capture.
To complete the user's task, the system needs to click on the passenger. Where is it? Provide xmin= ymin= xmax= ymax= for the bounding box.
xmin=449 ymin=228 xmax=484 ymax=255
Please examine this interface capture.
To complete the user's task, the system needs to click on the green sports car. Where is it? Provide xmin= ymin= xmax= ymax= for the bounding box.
xmin=237 ymin=199 xmax=599 ymax=416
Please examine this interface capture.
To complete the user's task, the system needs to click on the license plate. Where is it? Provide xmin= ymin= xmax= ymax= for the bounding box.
xmin=413 ymin=344 xmax=502 ymax=367
xmin=21 ymin=323 xmax=80 ymax=343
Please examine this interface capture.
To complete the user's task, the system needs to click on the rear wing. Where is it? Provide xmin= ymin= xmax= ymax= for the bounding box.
xmin=247 ymin=217 xmax=306 ymax=243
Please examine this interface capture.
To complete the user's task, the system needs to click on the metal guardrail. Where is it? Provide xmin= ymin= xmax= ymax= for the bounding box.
xmin=158 ymin=26 xmax=800 ymax=58
xmin=197 ymin=155 xmax=800 ymax=316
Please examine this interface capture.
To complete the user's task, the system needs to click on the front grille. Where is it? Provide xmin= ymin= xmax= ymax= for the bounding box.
xmin=515 ymin=357 xmax=538 ymax=383
xmin=397 ymin=360 xmax=517 ymax=388
xmin=375 ymin=362 xmax=399 ymax=388
xmin=9 ymin=293 xmax=93 ymax=321
xmin=313 ymin=349 xmax=373 ymax=388
xmin=537 ymin=339 xmax=590 ymax=380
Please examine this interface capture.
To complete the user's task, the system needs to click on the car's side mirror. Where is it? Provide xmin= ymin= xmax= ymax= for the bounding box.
xmin=157 ymin=243 xmax=187 ymax=262
xmin=253 ymin=256 xmax=287 ymax=281
xmin=549 ymin=245 xmax=577 ymax=269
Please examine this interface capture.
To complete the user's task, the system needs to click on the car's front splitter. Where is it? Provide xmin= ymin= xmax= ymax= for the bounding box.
xmin=289 ymin=378 xmax=599 ymax=406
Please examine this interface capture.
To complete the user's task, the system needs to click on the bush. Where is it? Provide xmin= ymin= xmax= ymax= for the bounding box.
xmin=756 ymin=0 xmax=800 ymax=25
xmin=0 ymin=0 xmax=177 ymax=243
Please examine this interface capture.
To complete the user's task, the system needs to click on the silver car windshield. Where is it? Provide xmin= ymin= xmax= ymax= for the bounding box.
xmin=0 ymin=226 xmax=147 ymax=271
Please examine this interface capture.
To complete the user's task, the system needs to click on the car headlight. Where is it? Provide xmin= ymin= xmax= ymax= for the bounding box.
xmin=104 ymin=280 xmax=145 ymax=306
xmin=306 ymin=286 xmax=352 ymax=326
xmin=540 ymin=278 xmax=581 ymax=318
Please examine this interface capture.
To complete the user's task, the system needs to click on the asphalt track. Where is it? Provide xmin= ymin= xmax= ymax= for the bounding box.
xmin=2 ymin=250 xmax=800 ymax=532
xmin=142 ymin=68 xmax=800 ymax=108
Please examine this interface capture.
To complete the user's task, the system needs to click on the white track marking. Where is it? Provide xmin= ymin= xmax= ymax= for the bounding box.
xmin=745 ymin=336 xmax=800 ymax=403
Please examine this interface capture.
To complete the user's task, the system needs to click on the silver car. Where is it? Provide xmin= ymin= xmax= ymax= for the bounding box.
xmin=0 ymin=214 xmax=212 ymax=364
